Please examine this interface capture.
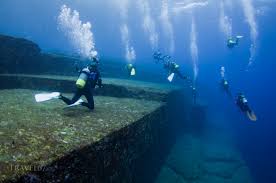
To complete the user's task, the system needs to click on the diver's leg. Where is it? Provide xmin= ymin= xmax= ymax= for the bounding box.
xmin=241 ymin=104 xmax=248 ymax=112
xmin=59 ymin=89 xmax=82 ymax=105
xmin=59 ymin=95 xmax=71 ymax=105
xmin=236 ymin=37 xmax=240 ymax=44
xmin=177 ymin=71 xmax=187 ymax=80
xmin=82 ymin=89 xmax=95 ymax=110
xmin=245 ymin=104 xmax=252 ymax=114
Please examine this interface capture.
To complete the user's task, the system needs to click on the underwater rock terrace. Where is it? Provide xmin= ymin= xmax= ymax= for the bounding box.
xmin=0 ymin=74 xmax=179 ymax=102
xmin=0 ymin=74 xmax=181 ymax=182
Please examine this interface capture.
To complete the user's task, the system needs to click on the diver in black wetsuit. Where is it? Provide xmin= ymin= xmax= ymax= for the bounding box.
xmin=153 ymin=51 xmax=188 ymax=81
xmin=227 ymin=36 xmax=243 ymax=49
xmin=236 ymin=94 xmax=252 ymax=113
xmin=236 ymin=93 xmax=257 ymax=121
xmin=125 ymin=63 xmax=136 ymax=76
xmin=220 ymin=66 xmax=232 ymax=97
xmin=153 ymin=51 xmax=163 ymax=63
xmin=192 ymin=87 xmax=197 ymax=105
xmin=220 ymin=78 xmax=232 ymax=97
xmin=165 ymin=61 xmax=188 ymax=80
xmin=59 ymin=58 xmax=102 ymax=110
xmin=153 ymin=51 xmax=171 ymax=64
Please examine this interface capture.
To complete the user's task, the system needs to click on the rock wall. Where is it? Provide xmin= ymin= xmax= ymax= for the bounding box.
xmin=0 ymin=34 xmax=125 ymax=76
xmin=0 ymin=74 xmax=171 ymax=102
xmin=0 ymin=74 xmax=183 ymax=183
xmin=0 ymin=35 xmax=41 ymax=73
xmin=155 ymin=134 xmax=253 ymax=183
xmin=0 ymin=34 xmax=171 ymax=83
xmin=155 ymin=107 xmax=253 ymax=183
xmin=14 ymin=106 xmax=169 ymax=183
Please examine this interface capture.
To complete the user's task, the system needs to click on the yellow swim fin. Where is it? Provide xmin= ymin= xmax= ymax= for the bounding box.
xmin=246 ymin=111 xmax=257 ymax=122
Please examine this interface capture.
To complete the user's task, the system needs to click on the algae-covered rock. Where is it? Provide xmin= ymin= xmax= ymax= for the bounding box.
xmin=202 ymin=142 xmax=242 ymax=163
xmin=0 ymin=89 xmax=171 ymax=182
xmin=231 ymin=166 xmax=253 ymax=183
xmin=199 ymin=174 xmax=232 ymax=183
xmin=198 ymin=166 xmax=253 ymax=183
xmin=201 ymin=142 xmax=245 ymax=179
xmin=166 ymin=134 xmax=202 ymax=180
xmin=0 ymin=74 xmax=179 ymax=102
xmin=0 ymin=35 xmax=41 ymax=73
xmin=155 ymin=166 xmax=187 ymax=183
xmin=156 ymin=132 xmax=253 ymax=183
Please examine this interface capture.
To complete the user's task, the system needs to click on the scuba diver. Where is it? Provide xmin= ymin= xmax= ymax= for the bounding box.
xmin=165 ymin=61 xmax=188 ymax=82
xmin=153 ymin=51 xmax=188 ymax=82
xmin=192 ymin=87 xmax=197 ymax=105
xmin=220 ymin=78 xmax=232 ymax=97
xmin=227 ymin=35 xmax=243 ymax=49
xmin=125 ymin=63 xmax=136 ymax=76
xmin=236 ymin=93 xmax=257 ymax=121
xmin=220 ymin=66 xmax=232 ymax=97
xmin=58 ymin=57 xmax=102 ymax=110
xmin=153 ymin=51 xmax=171 ymax=64
xmin=153 ymin=51 xmax=162 ymax=63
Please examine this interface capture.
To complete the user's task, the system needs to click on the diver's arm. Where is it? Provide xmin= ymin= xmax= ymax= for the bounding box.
xmin=97 ymin=71 xmax=103 ymax=88
xmin=74 ymin=64 xmax=81 ymax=73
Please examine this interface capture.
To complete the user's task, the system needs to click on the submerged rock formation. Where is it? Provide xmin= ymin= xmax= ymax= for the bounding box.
xmin=0 ymin=34 xmax=85 ymax=75
xmin=0 ymin=34 xmax=163 ymax=82
xmin=0 ymin=35 xmax=41 ymax=73
xmin=155 ymin=132 xmax=253 ymax=183
xmin=155 ymin=107 xmax=253 ymax=183
xmin=0 ymin=74 xmax=183 ymax=183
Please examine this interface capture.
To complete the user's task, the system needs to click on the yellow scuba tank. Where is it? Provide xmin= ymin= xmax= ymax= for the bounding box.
xmin=76 ymin=72 xmax=88 ymax=89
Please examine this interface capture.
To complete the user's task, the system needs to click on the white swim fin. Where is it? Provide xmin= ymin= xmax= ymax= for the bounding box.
xmin=65 ymin=99 xmax=84 ymax=108
xmin=246 ymin=111 xmax=257 ymax=122
xmin=167 ymin=73 xmax=175 ymax=82
xmin=35 ymin=92 xmax=60 ymax=102
xmin=130 ymin=68 xmax=136 ymax=76
xmin=236 ymin=35 xmax=243 ymax=39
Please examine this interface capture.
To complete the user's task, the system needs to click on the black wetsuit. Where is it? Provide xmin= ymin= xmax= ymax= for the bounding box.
xmin=221 ymin=79 xmax=232 ymax=97
xmin=174 ymin=69 xmax=187 ymax=80
xmin=153 ymin=52 xmax=163 ymax=63
xmin=192 ymin=88 xmax=197 ymax=105
xmin=236 ymin=96 xmax=251 ymax=113
xmin=60 ymin=67 xmax=102 ymax=110
xmin=165 ymin=62 xmax=187 ymax=80
xmin=227 ymin=39 xmax=238 ymax=49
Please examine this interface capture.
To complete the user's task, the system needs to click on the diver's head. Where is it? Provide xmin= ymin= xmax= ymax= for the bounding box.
xmin=92 ymin=57 xmax=99 ymax=64
xmin=237 ymin=93 xmax=245 ymax=100
xmin=88 ymin=62 xmax=98 ymax=72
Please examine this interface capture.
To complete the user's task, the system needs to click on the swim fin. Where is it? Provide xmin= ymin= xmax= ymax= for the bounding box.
xmin=168 ymin=73 xmax=175 ymax=82
xmin=130 ymin=68 xmax=136 ymax=76
xmin=236 ymin=35 xmax=243 ymax=39
xmin=35 ymin=92 xmax=60 ymax=102
xmin=65 ymin=99 xmax=84 ymax=108
xmin=246 ymin=111 xmax=257 ymax=122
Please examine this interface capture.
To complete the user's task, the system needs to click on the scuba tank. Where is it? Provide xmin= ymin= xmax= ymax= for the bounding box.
xmin=76 ymin=68 xmax=89 ymax=89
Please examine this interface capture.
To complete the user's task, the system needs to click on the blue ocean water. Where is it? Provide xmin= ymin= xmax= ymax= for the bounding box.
xmin=0 ymin=0 xmax=276 ymax=182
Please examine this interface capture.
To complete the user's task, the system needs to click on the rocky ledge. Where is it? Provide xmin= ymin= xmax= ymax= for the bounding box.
xmin=155 ymin=133 xmax=253 ymax=183
xmin=0 ymin=75 xmax=182 ymax=183
xmin=0 ymin=74 xmax=180 ymax=102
